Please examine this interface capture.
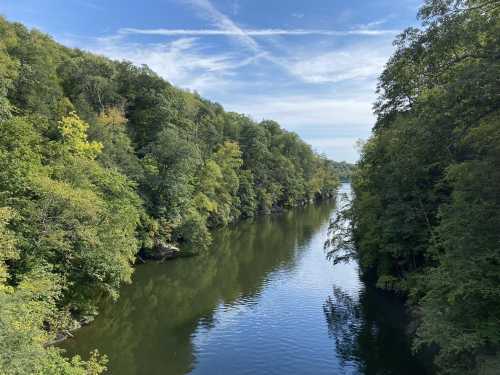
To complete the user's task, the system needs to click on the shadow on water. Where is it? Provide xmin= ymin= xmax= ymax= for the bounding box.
xmin=60 ymin=200 xmax=337 ymax=375
xmin=323 ymin=285 xmax=431 ymax=375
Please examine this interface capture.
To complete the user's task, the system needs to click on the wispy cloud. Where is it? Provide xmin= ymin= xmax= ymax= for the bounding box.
xmin=306 ymin=137 xmax=361 ymax=161
xmin=355 ymin=18 xmax=390 ymax=30
xmin=119 ymin=27 xmax=399 ymax=37
xmin=184 ymin=0 xmax=261 ymax=52
xmin=231 ymin=0 xmax=240 ymax=15
xmin=87 ymin=37 xmax=256 ymax=93
xmin=119 ymin=0 xmax=396 ymax=88
xmin=287 ymin=43 xmax=391 ymax=83
xmin=179 ymin=0 xmax=297 ymax=79
xmin=224 ymin=94 xmax=376 ymax=130
xmin=72 ymin=0 xmax=103 ymax=11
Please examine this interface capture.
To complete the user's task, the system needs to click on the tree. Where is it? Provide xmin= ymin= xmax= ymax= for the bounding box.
xmin=0 ymin=207 xmax=108 ymax=375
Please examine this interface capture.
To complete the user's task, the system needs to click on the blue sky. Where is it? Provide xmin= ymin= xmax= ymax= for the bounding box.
xmin=0 ymin=0 xmax=422 ymax=162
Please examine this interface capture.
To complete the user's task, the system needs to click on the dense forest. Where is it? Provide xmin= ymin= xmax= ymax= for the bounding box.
xmin=327 ymin=0 xmax=500 ymax=374
xmin=330 ymin=161 xmax=355 ymax=182
xmin=0 ymin=16 xmax=340 ymax=374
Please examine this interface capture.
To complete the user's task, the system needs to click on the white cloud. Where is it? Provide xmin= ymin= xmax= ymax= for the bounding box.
xmin=167 ymin=0 xmax=394 ymax=87
xmin=72 ymin=0 xmax=103 ymax=10
xmin=307 ymin=137 xmax=361 ymax=149
xmin=185 ymin=0 xmax=261 ymax=52
xmin=88 ymin=37 xmax=256 ymax=93
xmin=287 ymin=44 xmax=391 ymax=83
xmin=231 ymin=0 xmax=240 ymax=15
xmin=224 ymin=94 xmax=376 ymax=129
xmin=118 ymin=27 xmax=399 ymax=37
xmin=306 ymin=137 xmax=361 ymax=162
xmin=114 ymin=0 xmax=392 ymax=92
xmin=355 ymin=18 xmax=389 ymax=30
xmin=178 ymin=0 xmax=295 ymax=80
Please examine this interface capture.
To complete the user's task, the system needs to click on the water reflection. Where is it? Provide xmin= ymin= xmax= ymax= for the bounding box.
xmin=323 ymin=285 xmax=431 ymax=375
xmin=61 ymin=201 xmax=337 ymax=375
xmin=61 ymin=184 xmax=430 ymax=374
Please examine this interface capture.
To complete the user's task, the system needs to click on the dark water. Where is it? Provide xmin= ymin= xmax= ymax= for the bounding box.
xmin=61 ymin=184 xmax=430 ymax=374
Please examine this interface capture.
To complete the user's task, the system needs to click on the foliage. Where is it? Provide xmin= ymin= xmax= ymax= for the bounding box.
xmin=330 ymin=161 xmax=355 ymax=182
xmin=0 ymin=208 xmax=108 ymax=374
xmin=326 ymin=1 xmax=500 ymax=373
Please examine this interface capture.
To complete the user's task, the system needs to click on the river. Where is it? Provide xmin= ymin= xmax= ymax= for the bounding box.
xmin=61 ymin=183 xmax=430 ymax=374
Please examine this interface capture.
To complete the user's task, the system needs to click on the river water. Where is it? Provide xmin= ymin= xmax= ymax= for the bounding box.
xmin=61 ymin=184 xmax=430 ymax=374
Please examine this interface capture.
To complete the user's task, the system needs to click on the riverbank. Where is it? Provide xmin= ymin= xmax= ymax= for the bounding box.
xmin=139 ymin=192 xmax=339 ymax=262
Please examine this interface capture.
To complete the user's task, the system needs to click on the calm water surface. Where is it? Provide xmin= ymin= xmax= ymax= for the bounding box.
xmin=61 ymin=184 xmax=430 ymax=374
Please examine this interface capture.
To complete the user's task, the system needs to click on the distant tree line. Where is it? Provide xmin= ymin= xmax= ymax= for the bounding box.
xmin=0 ymin=17 xmax=340 ymax=374
xmin=330 ymin=161 xmax=355 ymax=182
xmin=327 ymin=1 xmax=500 ymax=374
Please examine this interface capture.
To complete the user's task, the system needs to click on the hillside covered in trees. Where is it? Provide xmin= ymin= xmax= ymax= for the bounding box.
xmin=0 ymin=16 xmax=340 ymax=373
xmin=327 ymin=0 xmax=500 ymax=374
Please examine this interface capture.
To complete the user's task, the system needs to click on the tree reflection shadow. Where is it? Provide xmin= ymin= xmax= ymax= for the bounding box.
xmin=324 ymin=287 xmax=362 ymax=365
xmin=323 ymin=284 xmax=432 ymax=375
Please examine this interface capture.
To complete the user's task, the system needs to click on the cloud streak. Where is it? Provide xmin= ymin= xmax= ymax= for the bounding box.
xmin=288 ymin=43 xmax=391 ymax=83
xmin=119 ymin=0 xmax=396 ymax=86
xmin=305 ymin=137 xmax=361 ymax=161
xmin=184 ymin=0 xmax=261 ymax=52
xmin=73 ymin=0 xmax=103 ymax=10
xmin=87 ymin=37 xmax=258 ymax=93
xmin=224 ymin=95 xmax=376 ymax=130
xmin=119 ymin=27 xmax=399 ymax=37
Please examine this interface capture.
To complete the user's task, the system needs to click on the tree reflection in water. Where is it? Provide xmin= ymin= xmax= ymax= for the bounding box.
xmin=323 ymin=284 xmax=432 ymax=375
xmin=60 ymin=201 xmax=337 ymax=375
